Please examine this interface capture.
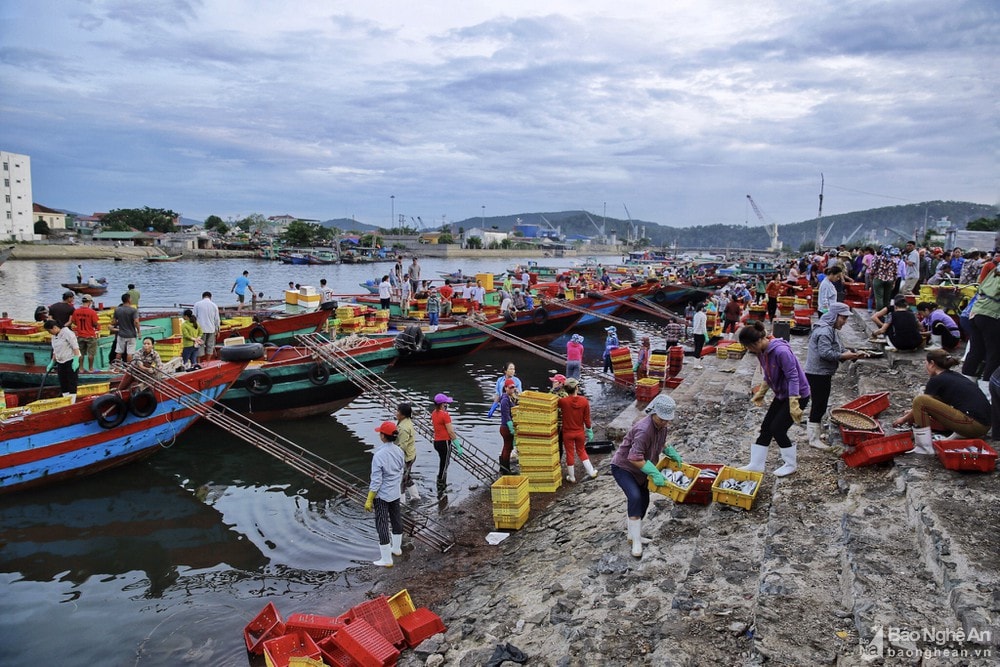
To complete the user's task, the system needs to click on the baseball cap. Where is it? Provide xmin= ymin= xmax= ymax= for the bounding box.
xmin=644 ymin=394 xmax=676 ymax=421
xmin=605 ymin=326 xmax=616 ymax=332
xmin=375 ymin=421 xmax=398 ymax=436
xmin=62 ymin=291 xmax=75 ymax=299
xmin=433 ymin=393 xmax=453 ymax=404
xmin=503 ymin=378 xmax=516 ymax=388
xmin=81 ymin=294 xmax=93 ymax=302
xmin=549 ymin=373 xmax=566 ymax=383
xmin=564 ymin=378 xmax=579 ymax=390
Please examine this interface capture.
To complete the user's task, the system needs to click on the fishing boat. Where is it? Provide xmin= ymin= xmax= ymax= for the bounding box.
xmin=60 ymin=280 xmax=108 ymax=297
xmin=0 ymin=360 xmax=248 ymax=494
xmin=0 ymin=245 xmax=13 ymax=266
xmin=278 ymin=252 xmax=310 ymax=265
xmin=146 ymin=254 xmax=182 ymax=262
xmin=306 ymin=250 xmax=338 ymax=265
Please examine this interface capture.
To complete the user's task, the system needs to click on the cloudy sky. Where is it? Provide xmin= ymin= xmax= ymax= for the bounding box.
xmin=2 ymin=0 xmax=996 ymax=228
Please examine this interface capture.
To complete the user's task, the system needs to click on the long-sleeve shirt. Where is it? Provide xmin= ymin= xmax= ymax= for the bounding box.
xmin=758 ymin=338 xmax=810 ymax=400
xmin=691 ymin=311 xmax=707 ymax=335
xmin=181 ymin=321 xmax=203 ymax=348
xmin=603 ymin=334 xmax=619 ymax=359
xmin=50 ymin=327 xmax=79 ymax=363
xmin=558 ymin=395 xmax=591 ymax=435
xmin=396 ymin=417 xmax=416 ymax=463
xmin=922 ymin=309 xmax=959 ymax=335
xmin=610 ymin=415 xmax=669 ymax=484
xmin=499 ymin=393 xmax=516 ymax=427
xmin=566 ymin=341 xmax=584 ymax=362
xmin=970 ymin=271 xmax=1000 ymax=319
xmin=369 ymin=442 xmax=404 ymax=501
xmin=804 ymin=312 xmax=844 ymax=376
xmin=817 ymin=278 xmax=838 ymax=313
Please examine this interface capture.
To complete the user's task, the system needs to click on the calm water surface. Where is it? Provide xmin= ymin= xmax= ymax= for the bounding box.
xmin=0 ymin=254 xmax=642 ymax=666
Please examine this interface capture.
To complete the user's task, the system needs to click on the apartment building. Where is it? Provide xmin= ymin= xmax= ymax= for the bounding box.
xmin=1 ymin=150 xmax=34 ymax=241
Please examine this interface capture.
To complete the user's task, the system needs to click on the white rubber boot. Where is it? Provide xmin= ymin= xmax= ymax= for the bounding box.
xmin=565 ymin=465 xmax=576 ymax=483
xmin=372 ymin=543 xmax=394 ymax=567
xmin=926 ymin=334 xmax=941 ymax=350
xmin=807 ymin=422 xmax=830 ymax=451
xmin=740 ymin=444 xmax=768 ymax=472
xmin=582 ymin=459 xmax=598 ymax=479
xmin=774 ymin=445 xmax=797 ymax=477
xmin=406 ymin=485 xmax=421 ymax=501
xmin=390 ymin=533 xmax=403 ymax=556
xmin=911 ymin=426 xmax=934 ymax=455
xmin=979 ymin=380 xmax=991 ymax=402
xmin=627 ymin=518 xmax=643 ymax=558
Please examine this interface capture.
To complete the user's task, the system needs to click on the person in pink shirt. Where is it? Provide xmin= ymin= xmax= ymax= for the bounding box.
xmin=566 ymin=333 xmax=584 ymax=380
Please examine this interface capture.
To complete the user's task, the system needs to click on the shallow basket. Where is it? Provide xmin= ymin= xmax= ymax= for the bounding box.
xmin=648 ymin=459 xmax=702 ymax=502
xmin=830 ymin=408 xmax=880 ymax=431
xmin=842 ymin=432 xmax=913 ymax=467
xmin=933 ymin=439 xmax=997 ymax=472
xmin=711 ymin=466 xmax=764 ymax=510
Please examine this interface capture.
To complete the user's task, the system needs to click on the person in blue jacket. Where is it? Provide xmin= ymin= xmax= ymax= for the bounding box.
xmin=602 ymin=326 xmax=619 ymax=373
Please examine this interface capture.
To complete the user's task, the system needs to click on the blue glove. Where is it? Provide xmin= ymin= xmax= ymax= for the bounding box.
xmin=46 ymin=359 xmax=55 ymax=372
xmin=71 ymin=357 xmax=80 ymax=372
xmin=663 ymin=445 xmax=682 ymax=465
xmin=487 ymin=402 xmax=499 ymax=418
xmin=640 ymin=460 xmax=666 ymax=487
xmin=452 ymin=438 xmax=463 ymax=456
xmin=585 ymin=427 xmax=594 ymax=442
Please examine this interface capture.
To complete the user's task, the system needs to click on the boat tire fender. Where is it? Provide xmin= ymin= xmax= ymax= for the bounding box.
xmin=129 ymin=389 xmax=158 ymax=418
xmin=246 ymin=371 xmax=273 ymax=395
xmin=653 ymin=290 xmax=667 ymax=304
xmin=586 ymin=291 xmax=602 ymax=300
xmin=420 ymin=338 xmax=432 ymax=352
xmin=532 ymin=308 xmax=549 ymax=325
xmin=248 ymin=325 xmax=269 ymax=344
xmin=308 ymin=364 xmax=330 ymax=385
xmin=503 ymin=310 xmax=517 ymax=323
xmin=220 ymin=343 xmax=265 ymax=361
xmin=92 ymin=394 xmax=128 ymax=429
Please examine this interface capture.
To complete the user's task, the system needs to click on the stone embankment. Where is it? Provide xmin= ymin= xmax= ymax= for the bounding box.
xmin=368 ymin=311 xmax=997 ymax=666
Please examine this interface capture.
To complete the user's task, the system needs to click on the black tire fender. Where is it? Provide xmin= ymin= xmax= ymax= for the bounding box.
xmin=248 ymin=325 xmax=269 ymax=344
xmin=532 ymin=307 xmax=549 ymax=325
xmin=219 ymin=343 xmax=265 ymax=361
xmin=92 ymin=394 xmax=128 ymax=429
xmin=308 ymin=364 xmax=330 ymax=385
xmin=586 ymin=291 xmax=602 ymax=300
xmin=129 ymin=388 xmax=158 ymax=418
xmin=503 ymin=310 xmax=517 ymax=323
xmin=420 ymin=338 xmax=432 ymax=352
xmin=245 ymin=371 xmax=273 ymax=395
xmin=653 ymin=290 xmax=667 ymax=304
xmin=394 ymin=325 xmax=423 ymax=351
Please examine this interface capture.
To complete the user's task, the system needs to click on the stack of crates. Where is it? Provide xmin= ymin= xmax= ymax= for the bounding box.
xmin=635 ymin=377 xmax=661 ymax=402
xmin=609 ymin=347 xmax=634 ymax=385
xmin=512 ymin=391 xmax=561 ymax=492
xmin=647 ymin=350 xmax=668 ymax=379
xmin=490 ymin=475 xmax=530 ymax=530
xmin=777 ymin=296 xmax=796 ymax=316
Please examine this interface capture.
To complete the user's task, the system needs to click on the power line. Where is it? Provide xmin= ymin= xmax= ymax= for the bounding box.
xmin=824 ymin=184 xmax=913 ymax=202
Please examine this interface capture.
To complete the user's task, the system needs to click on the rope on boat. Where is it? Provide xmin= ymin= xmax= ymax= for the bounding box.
xmin=127 ymin=365 xmax=455 ymax=553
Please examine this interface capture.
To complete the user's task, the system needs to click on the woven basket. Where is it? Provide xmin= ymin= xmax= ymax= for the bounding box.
xmin=830 ymin=408 xmax=879 ymax=431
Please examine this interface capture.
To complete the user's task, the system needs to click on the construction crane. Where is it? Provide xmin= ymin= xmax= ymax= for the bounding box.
xmin=745 ymin=194 xmax=781 ymax=252
xmin=841 ymin=223 xmax=865 ymax=246
xmin=622 ymin=204 xmax=638 ymax=243
xmin=884 ymin=225 xmax=917 ymax=242
xmin=583 ymin=212 xmax=605 ymax=239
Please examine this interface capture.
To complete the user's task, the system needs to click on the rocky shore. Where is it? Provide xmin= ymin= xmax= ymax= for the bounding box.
xmin=362 ymin=311 xmax=997 ymax=666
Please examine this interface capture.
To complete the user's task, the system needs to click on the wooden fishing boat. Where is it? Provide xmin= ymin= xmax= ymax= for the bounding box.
xmin=306 ymin=251 xmax=338 ymax=265
xmin=0 ymin=360 xmax=248 ymax=494
xmin=145 ymin=254 xmax=182 ymax=262
xmin=60 ymin=281 xmax=108 ymax=296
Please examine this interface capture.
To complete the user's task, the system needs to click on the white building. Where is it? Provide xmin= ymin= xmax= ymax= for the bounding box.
xmin=1 ymin=150 xmax=34 ymax=241
xmin=464 ymin=226 xmax=508 ymax=246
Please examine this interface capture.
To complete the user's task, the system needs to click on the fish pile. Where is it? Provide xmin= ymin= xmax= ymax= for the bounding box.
xmin=698 ymin=468 xmax=719 ymax=480
xmin=666 ymin=469 xmax=694 ymax=489
xmin=951 ymin=445 xmax=984 ymax=454
xmin=720 ymin=478 xmax=758 ymax=495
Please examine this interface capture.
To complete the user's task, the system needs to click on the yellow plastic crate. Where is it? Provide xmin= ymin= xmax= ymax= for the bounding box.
xmin=77 ymin=382 xmax=111 ymax=397
xmin=387 ymin=589 xmax=416 ymax=620
xmin=490 ymin=475 xmax=530 ymax=505
xmin=492 ymin=494 xmax=530 ymax=519
xmin=0 ymin=406 xmax=30 ymax=420
xmin=524 ymin=467 xmax=562 ymax=493
xmin=493 ymin=501 xmax=529 ymax=530
xmin=6 ymin=332 xmax=51 ymax=342
xmin=25 ymin=396 xmax=74 ymax=413
xmin=518 ymin=449 xmax=561 ymax=468
xmin=648 ymin=460 xmax=703 ymax=502
xmin=637 ymin=377 xmax=660 ymax=387
xmin=517 ymin=390 xmax=559 ymax=406
xmin=711 ymin=466 xmax=764 ymax=510
xmin=515 ymin=439 xmax=559 ymax=455
xmin=155 ymin=342 xmax=183 ymax=359
xmin=512 ymin=410 xmax=557 ymax=425
xmin=512 ymin=422 xmax=558 ymax=437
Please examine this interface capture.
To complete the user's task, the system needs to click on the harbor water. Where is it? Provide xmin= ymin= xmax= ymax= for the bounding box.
xmin=0 ymin=254 xmax=637 ymax=666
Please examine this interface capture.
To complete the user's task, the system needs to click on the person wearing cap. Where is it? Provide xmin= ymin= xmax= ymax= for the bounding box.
xmin=431 ymin=392 xmax=462 ymax=494
xmin=367 ymin=421 xmax=405 ymax=567
xmin=498 ymin=378 xmax=519 ymax=475
xmin=48 ymin=291 xmax=76 ymax=328
xmin=566 ymin=334 xmax=584 ymax=380
xmin=737 ymin=320 xmax=810 ymax=477
xmin=916 ymin=301 xmax=961 ymax=352
xmin=871 ymin=295 xmax=923 ymax=351
xmin=610 ymin=394 xmax=682 ymax=557
xmin=42 ymin=319 xmax=81 ymax=396
xmin=396 ymin=402 xmax=419 ymax=502
xmin=70 ymin=295 xmax=101 ymax=371
xmin=559 ymin=378 xmax=596 ymax=482
xmin=602 ymin=326 xmax=619 ymax=373
xmin=804 ymin=303 xmax=866 ymax=450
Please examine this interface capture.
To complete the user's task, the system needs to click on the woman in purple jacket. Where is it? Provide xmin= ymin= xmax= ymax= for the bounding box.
xmin=738 ymin=321 xmax=811 ymax=477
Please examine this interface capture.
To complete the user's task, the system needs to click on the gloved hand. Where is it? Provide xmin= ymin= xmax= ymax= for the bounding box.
xmin=452 ymin=438 xmax=463 ymax=456
xmin=585 ymin=427 xmax=594 ymax=442
xmin=751 ymin=382 xmax=769 ymax=407
xmin=789 ymin=396 xmax=803 ymax=424
xmin=46 ymin=359 xmax=55 ymax=372
xmin=506 ymin=420 xmax=515 ymax=434
xmin=71 ymin=357 xmax=80 ymax=371
xmin=640 ymin=460 xmax=666 ymax=487
xmin=364 ymin=490 xmax=376 ymax=512
xmin=663 ymin=445 xmax=682 ymax=465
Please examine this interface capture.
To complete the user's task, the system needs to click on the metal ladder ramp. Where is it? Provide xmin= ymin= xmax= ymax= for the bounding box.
xmin=541 ymin=297 xmax=666 ymax=340
xmin=598 ymin=291 xmax=690 ymax=325
xmin=127 ymin=365 xmax=455 ymax=552
xmin=295 ymin=333 xmax=501 ymax=485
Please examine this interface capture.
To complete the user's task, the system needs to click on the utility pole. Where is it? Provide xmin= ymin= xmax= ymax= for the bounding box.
xmin=390 ymin=195 xmax=395 ymax=234
xmin=815 ymin=173 xmax=824 ymax=252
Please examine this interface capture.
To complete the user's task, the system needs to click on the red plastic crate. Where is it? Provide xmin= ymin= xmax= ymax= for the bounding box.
xmin=664 ymin=377 xmax=683 ymax=389
xmin=244 ymin=602 xmax=286 ymax=654
xmin=842 ymin=432 xmax=913 ymax=467
xmin=331 ymin=619 xmax=400 ymax=667
xmin=347 ymin=596 xmax=404 ymax=647
xmin=636 ymin=383 xmax=661 ymax=402
xmin=933 ymin=440 xmax=997 ymax=472
xmin=679 ymin=463 xmax=725 ymax=505
xmin=317 ymin=635 xmax=356 ymax=667
xmin=397 ymin=607 xmax=447 ymax=648
xmin=839 ymin=420 xmax=885 ymax=446
xmin=285 ymin=613 xmax=345 ymax=641
xmin=262 ymin=631 xmax=322 ymax=667
xmin=840 ymin=392 xmax=891 ymax=418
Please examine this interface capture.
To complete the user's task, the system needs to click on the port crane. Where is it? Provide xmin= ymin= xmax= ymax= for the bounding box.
xmin=745 ymin=194 xmax=782 ymax=252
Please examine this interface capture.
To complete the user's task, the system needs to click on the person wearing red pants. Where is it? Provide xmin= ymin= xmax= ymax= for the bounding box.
xmin=558 ymin=378 xmax=596 ymax=482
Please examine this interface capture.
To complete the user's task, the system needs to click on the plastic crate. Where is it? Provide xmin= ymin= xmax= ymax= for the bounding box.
xmin=6 ymin=332 xmax=51 ymax=342
xmin=512 ymin=423 xmax=558 ymax=437
xmin=244 ymin=602 xmax=287 ymax=654
xmin=332 ymin=618 xmax=400 ymax=667
xmin=316 ymin=635 xmax=354 ymax=667
xmin=397 ymin=608 xmax=447 ymax=648
xmin=25 ymin=396 xmax=74 ymax=413
xmin=839 ymin=420 xmax=885 ymax=446
xmin=263 ymin=631 xmax=321 ymax=667
xmin=511 ymin=411 xmax=557 ymax=426
xmin=636 ymin=383 xmax=661 ymax=402
xmin=288 ymin=658 xmax=325 ymax=667
xmin=515 ymin=439 xmax=559 ymax=455
xmin=679 ymin=463 xmax=725 ymax=505
xmin=663 ymin=377 xmax=683 ymax=389
xmin=524 ymin=468 xmax=562 ymax=492
xmin=493 ymin=500 xmax=530 ymax=530
xmin=347 ymin=596 xmax=404 ymax=647
xmin=839 ymin=392 xmax=891 ymax=418
xmin=648 ymin=460 xmax=702 ymax=502
xmin=933 ymin=440 xmax=997 ymax=472
xmin=285 ymin=613 xmax=345 ymax=641
xmin=492 ymin=494 xmax=530 ymax=518
xmin=711 ymin=466 xmax=764 ymax=510
xmin=387 ymin=590 xmax=416 ymax=620
xmin=76 ymin=382 xmax=111 ymax=397
xmin=490 ymin=475 xmax=530 ymax=505
xmin=842 ymin=432 xmax=913 ymax=467
xmin=517 ymin=449 xmax=560 ymax=467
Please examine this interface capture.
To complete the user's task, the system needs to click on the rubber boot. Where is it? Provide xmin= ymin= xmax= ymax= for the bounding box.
xmin=807 ymin=422 xmax=830 ymax=451
xmin=926 ymin=334 xmax=941 ymax=350
xmin=911 ymin=426 xmax=934 ymax=455
xmin=978 ymin=380 xmax=991 ymax=402
xmin=582 ymin=459 xmax=598 ymax=479
xmin=406 ymin=485 xmax=421 ymax=502
xmin=565 ymin=465 xmax=576 ymax=483
xmin=372 ymin=543 xmax=394 ymax=567
xmin=740 ymin=444 xmax=768 ymax=472
xmin=627 ymin=518 xmax=643 ymax=558
xmin=390 ymin=533 xmax=403 ymax=556
xmin=774 ymin=445 xmax=797 ymax=477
